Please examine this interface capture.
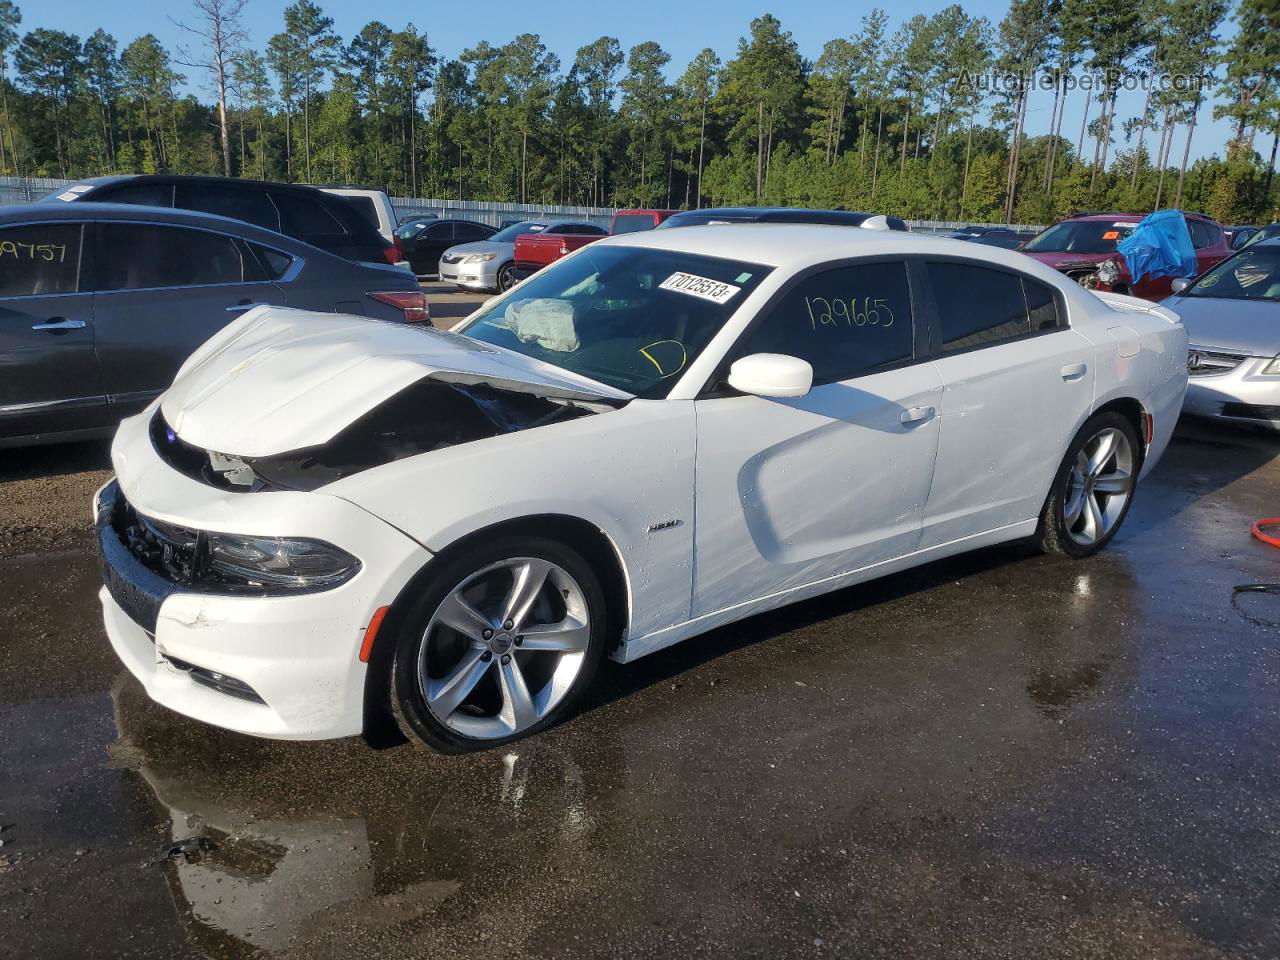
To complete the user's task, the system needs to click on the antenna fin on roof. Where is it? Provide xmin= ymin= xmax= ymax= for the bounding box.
xmin=859 ymin=215 xmax=891 ymax=231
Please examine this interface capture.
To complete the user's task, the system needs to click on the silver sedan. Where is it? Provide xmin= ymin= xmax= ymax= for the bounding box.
xmin=438 ymin=220 xmax=548 ymax=292
xmin=1167 ymin=239 xmax=1280 ymax=429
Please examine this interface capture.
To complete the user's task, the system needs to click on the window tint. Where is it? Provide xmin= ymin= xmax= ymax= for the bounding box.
xmin=341 ymin=195 xmax=380 ymax=229
xmin=928 ymin=262 xmax=1060 ymax=351
xmin=0 ymin=223 xmax=82 ymax=297
xmin=1187 ymin=220 xmax=1218 ymax=250
xmin=98 ymin=182 xmax=174 ymax=208
xmin=271 ymin=192 xmax=347 ymax=236
xmin=175 ymin=182 xmax=279 ymax=230
xmin=455 ymin=222 xmax=491 ymax=241
xmin=247 ymin=242 xmax=294 ymax=281
xmin=96 ymin=224 xmax=253 ymax=291
xmin=424 ymin=222 xmax=454 ymax=240
xmin=736 ymin=261 xmax=914 ymax=385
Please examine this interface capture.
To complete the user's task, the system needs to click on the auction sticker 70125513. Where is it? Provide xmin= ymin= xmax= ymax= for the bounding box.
xmin=659 ymin=272 xmax=741 ymax=305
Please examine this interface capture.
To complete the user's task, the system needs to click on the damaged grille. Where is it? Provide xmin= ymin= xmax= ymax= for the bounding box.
xmin=111 ymin=491 xmax=204 ymax=584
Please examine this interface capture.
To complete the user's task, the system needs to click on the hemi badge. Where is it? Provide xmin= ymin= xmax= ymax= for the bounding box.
xmin=647 ymin=519 xmax=683 ymax=533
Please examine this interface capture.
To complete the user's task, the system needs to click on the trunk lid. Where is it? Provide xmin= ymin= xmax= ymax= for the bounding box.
xmin=161 ymin=306 xmax=631 ymax=457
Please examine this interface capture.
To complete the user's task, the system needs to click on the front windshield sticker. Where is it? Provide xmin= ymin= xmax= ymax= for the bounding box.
xmin=660 ymin=271 xmax=741 ymax=304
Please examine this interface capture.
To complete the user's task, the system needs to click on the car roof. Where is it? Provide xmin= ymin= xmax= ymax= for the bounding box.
xmin=595 ymin=222 xmax=1057 ymax=272
xmin=1067 ymin=210 xmax=1217 ymax=224
xmin=4 ymin=201 xmax=317 ymax=249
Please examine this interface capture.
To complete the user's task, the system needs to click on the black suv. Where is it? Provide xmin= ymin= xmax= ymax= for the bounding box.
xmin=50 ymin=175 xmax=396 ymax=265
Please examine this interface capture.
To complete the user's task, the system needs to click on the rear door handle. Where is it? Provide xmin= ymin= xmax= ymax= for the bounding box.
xmin=31 ymin=317 xmax=86 ymax=331
xmin=226 ymin=302 xmax=270 ymax=313
xmin=1061 ymin=362 xmax=1088 ymax=382
xmin=900 ymin=405 xmax=936 ymax=426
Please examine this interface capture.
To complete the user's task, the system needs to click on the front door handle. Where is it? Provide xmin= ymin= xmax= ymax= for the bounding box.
xmin=226 ymin=302 xmax=270 ymax=313
xmin=1061 ymin=362 xmax=1088 ymax=382
xmin=900 ymin=405 xmax=936 ymax=426
xmin=31 ymin=317 xmax=86 ymax=332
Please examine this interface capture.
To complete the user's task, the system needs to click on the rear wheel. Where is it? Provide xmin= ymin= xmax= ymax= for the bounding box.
xmin=497 ymin=261 xmax=517 ymax=292
xmin=390 ymin=536 xmax=607 ymax=753
xmin=1036 ymin=412 xmax=1140 ymax=557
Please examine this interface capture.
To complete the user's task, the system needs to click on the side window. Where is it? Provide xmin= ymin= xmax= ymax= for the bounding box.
xmin=272 ymin=192 xmax=347 ymax=237
xmin=424 ymin=222 xmax=455 ymax=241
xmin=95 ymin=224 xmax=250 ymax=291
xmin=735 ymin=261 xmax=914 ymax=385
xmin=928 ymin=262 xmax=1031 ymax=351
xmin=175 ymin=183 xmax=279 ymax=231
xmin=0 ymin=223 xmax=83 ymax=297
xmin=1024 ymin=276 xmax=1062 ymax=331
xmin=1187 ymin=220 xmax=1218 ymax=250
xmin=246 ymin=242 xmax=295 ymax=281
xmin=97 ymin=182 xmax=174 ymax=208
xmin=455 ymin=222 xmax=488 ymax=241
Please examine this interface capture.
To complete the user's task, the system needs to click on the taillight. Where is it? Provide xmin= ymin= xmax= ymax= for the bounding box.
xmin=368 ymin=290 xmax=430 ymax=324
xmin=560 ymin=242 xmax=569 ymax=255
xmin=382 ymin=240 xmax=400 ymax=265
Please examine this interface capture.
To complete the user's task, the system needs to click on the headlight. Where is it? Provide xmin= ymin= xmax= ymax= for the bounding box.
xmin=1263 ymin=356 xmax=1280 ymax=375
xmin=206 ymin=533 xmax=361 ymax=591
xmin=463 ymin=253 xmax=497 ymax=263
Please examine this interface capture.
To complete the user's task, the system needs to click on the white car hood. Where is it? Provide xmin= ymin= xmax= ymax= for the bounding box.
xmin=161 ymin=306 xmax=632 ymax=457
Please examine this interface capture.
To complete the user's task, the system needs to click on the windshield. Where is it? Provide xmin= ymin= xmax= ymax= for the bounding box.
xmin=1024 ymin=220 xmax=1135 ymax=254
xmin=490 ymin=221 xmax=546 ymax=243
xmin=457 ymin=245 xmax=772 ymax=398
xmin=1183 ymin=247 xmax=1280 ymax=301
xmin=395 ymin=220 xmax=432 ymax=239
xmin=1243 ymin=224 xmax=1280 ymax=249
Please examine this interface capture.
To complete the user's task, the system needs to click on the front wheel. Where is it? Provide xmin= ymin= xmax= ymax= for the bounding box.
xmin=390 ymin=536 xmax=608 ymax=753
xmin=1036 ymin=412 xmax=1140 ymax=557
xmin=496 ymin=261 xmax=517 ymax=292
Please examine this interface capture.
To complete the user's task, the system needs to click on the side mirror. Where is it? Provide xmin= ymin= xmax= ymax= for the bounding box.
xmin=1170 ymin=277 xmax=1190 ymax=294
xmin=727 ymin=353 xmax=813 ymax=398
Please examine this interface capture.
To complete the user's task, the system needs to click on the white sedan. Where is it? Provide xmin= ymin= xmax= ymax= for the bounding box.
xmin=96 ymin=224 xmax=1188 ymax=753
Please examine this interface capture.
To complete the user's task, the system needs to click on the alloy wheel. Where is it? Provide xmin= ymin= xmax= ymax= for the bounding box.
xmin=1062 ymin=426 xmax=1135 ymax=546
xmin=418 ymin=557 xmax=591 ymax=740
xmin=498 ymin=263 xmax=516 ymax=292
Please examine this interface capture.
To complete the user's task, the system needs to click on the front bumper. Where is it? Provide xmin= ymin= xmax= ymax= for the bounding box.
xmin=439 ymin=256 xmax=500 ymax=290
xmin=96 ymin=409 xmax=432 ymax=739
xmin=1183 ymin=353 xmax=1280 ymax=429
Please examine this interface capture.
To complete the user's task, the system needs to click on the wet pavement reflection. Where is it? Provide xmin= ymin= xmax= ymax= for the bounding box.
xmin=3 ymin=421 xmax=1280 ymax=958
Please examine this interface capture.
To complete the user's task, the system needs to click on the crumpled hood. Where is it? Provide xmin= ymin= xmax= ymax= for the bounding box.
xmin=161 ymin=306 xmax=631 ymax=458
xmin=1164 ymin=295 xmax=1280 ymax=356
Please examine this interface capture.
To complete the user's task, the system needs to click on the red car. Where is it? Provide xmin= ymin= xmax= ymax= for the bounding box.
xmin=1020 ymin=211 xmax=1232 ymax=301
xmin=512 ymin=222 xmax=608 ymax=282
xmin=610 ymin=208 xmax=678 ymax=234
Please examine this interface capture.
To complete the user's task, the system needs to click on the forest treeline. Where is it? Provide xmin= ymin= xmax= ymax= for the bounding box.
xmin=2 ymin=0 xmax=1279 ymax=224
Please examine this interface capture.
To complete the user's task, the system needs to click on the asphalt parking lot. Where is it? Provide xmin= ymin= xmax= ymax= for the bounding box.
xmin=3 ymin=287 xmax=1280 ymax=959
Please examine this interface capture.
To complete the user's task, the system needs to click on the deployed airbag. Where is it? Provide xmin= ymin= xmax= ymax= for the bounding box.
xmin=1117 ymin=209 xmax=1198 ymax=284
xmin=505 ymin=298 xmax=580 ymax=353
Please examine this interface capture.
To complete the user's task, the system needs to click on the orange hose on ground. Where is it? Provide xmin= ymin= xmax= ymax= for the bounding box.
xmin=1252 ymin=518 xmax=1280 ymax=549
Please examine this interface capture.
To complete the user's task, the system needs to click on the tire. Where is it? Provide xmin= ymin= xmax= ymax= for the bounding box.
xmin=496 ymin=261 xmax=517 ymax=292
xmin=1036 ymin=411 xmax=1141 ymax=558
xmin=390 ymin=535 xmax=608 ymax=753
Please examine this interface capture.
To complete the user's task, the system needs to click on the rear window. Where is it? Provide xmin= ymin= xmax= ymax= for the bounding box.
xmin=272 ymin=192 xmax=347 ymax=237
xmin=342 ymin=195 xmax=380 ymax=229
xmin=491 ymin=221 xmax=545 ymax=242
xmin=612 ymin=214 xmax=657 ymax=234
xmin=174 ymin=182 xmax=279 ymax=231
xmin=93 ymin=182 xmax=175 ymax=208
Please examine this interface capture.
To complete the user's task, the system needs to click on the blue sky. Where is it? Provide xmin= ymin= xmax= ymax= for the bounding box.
xmin=36 ymin=0 xmax=1242 ymax=165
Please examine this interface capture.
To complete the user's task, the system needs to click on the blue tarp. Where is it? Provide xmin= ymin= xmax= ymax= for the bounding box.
xmin=1116 ymin=209 xmax=1198 ymax=284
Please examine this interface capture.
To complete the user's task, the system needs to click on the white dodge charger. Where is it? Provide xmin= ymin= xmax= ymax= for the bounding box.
xmin=96 ymin=224 xmax=1188 ymax=752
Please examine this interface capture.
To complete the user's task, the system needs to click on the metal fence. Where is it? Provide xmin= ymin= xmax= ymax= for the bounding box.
xmin=0 ymin=175 xmax=1044 ymax=234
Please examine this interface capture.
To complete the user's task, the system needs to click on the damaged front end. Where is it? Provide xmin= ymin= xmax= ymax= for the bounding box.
xmin=151 ymin=377 xmax=616 ymax=493
xmin=1059 ymin=256 xmax=1125 ymax=292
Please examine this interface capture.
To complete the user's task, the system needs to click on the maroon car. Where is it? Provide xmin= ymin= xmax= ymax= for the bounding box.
xmin=1020 ymin=211 xmax=1233 ymax=301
